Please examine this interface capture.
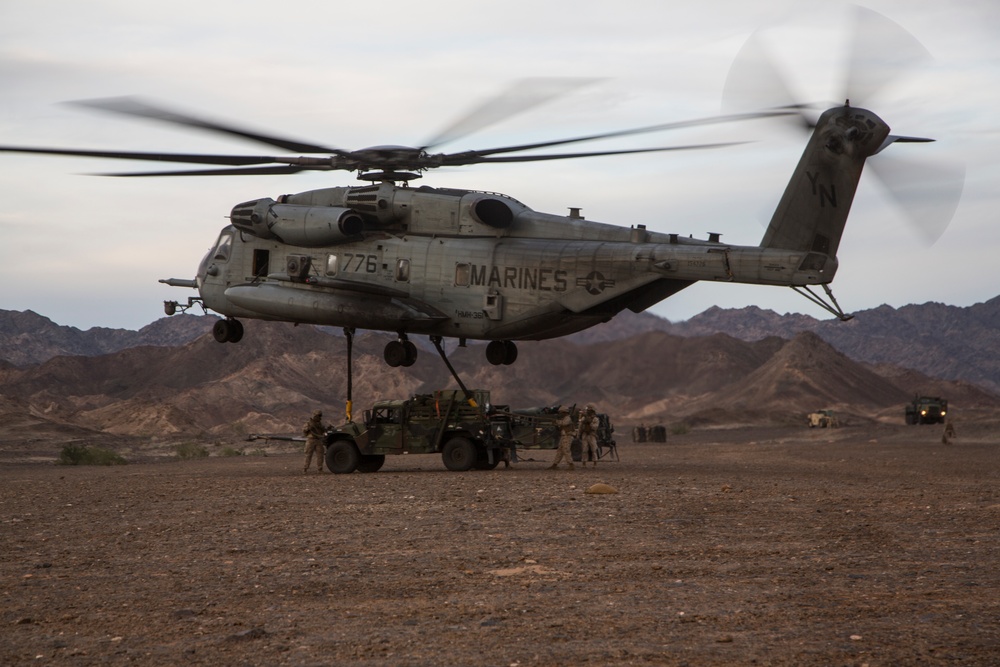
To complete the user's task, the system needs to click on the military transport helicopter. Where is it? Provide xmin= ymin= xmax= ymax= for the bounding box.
xmin=0 ymin=8 xmax=960 ymax=392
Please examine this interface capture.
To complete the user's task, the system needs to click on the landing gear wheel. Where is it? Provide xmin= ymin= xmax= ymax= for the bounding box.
xmin=357 ymin=454 xmax=386 ymax=473
xmin=486 ymin=340 xmax=518 ymax=365
xmin=325 ymin=440 xmax=360 ymax=474
xmin=212 ymin=319 xmax=244 ymax=343
xmin=401 ymin=340 xmax=417 ymax=367
xmin=502 ymin=340 xmax=517 ymax=365
xmin=226 ymin=319 xmax=244 ymax=343
xmin=384 ymin=340 xmax=407 ymax=367
xmin=441 ymin=437 xmax=477 ymax=472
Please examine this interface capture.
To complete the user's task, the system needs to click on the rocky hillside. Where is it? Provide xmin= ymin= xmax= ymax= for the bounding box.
xmin=4 ymin=297 xmax=998 ymax=394
xmin=0 ymin=310 xmax=215 ymax=366
xmin=1 ymin=318 xmax=996 ymax=446
xmin=669 ymin=297 xmax=1000 ymax=394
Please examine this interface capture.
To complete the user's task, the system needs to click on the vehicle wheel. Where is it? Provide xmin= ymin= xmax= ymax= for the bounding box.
xmin=325 ymin=440 xmax=360 ymax=474
xmin=485 ymin=340 xmax=507 ymax=366
xmin=441 ymin=437 xmax=477 ymax=471
xmin=474 ymin=448 xmax=501 ymax=470
xmin=384 ymin=340 xmax=407 ymax=367
xmin=357 ymin=454 xmax=386 ymax=473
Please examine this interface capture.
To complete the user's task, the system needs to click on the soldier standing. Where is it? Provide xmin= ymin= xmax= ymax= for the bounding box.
xmin=549 ymin=406 xmax=576 ymax=470
xmin=942 ymin=419 xmax=956 ymax=445
xmin=303 ymin=409 xmax=328 ymax=473
xmin=578 ymin=404 xmax=599 ymax=466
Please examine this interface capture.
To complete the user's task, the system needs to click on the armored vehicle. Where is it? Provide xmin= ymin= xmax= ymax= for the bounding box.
xmin=905 ymin=396 xmax=948 ymax=425
xmin=324 ymin=389 xmax=511 ymax=473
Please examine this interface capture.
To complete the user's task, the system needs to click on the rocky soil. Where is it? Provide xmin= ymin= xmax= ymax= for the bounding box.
xmin=3 ymin=422 xmax=999 ymax=666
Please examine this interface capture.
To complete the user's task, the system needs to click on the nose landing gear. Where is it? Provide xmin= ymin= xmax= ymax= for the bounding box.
xmin=212 ymin=318 xmax=244 ymax=343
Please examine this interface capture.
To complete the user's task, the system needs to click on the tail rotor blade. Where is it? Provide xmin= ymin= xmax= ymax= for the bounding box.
xmin=721 ymin=30 xmax=814 ymax=130
xmin=843 ymin=6 xmax=931 ymax=105
xmin=868 ymin=155 xmax=965 ymax=244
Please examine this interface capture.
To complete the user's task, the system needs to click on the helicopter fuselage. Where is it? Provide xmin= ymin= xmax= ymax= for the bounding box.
xmin=186 ymin=181 xmax=836 ymax=342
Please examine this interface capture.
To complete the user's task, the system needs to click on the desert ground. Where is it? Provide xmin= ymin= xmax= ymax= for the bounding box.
xmin=2 ymin=421 xmax=999 ymax=666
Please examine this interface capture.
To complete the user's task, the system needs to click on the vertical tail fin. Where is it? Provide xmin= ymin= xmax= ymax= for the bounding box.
xmin=761 ymin=105 xmax=890 ymax=263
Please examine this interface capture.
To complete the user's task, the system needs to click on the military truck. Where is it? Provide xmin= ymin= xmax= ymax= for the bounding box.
xmin=506 ymin=405 xmax=618 ymax=461
xmin=323 ymin=389 xmax=513 ymax=473
xmin=905 ymin=396 xmax=948 ymax=425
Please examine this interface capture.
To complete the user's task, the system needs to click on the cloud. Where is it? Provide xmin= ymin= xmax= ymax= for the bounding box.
xmin=0 ymin=0 xmax=996 ymax=330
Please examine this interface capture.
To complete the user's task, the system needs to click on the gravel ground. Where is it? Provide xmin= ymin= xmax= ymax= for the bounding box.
xmin=3 ymin=423 xmax=999 ymax=666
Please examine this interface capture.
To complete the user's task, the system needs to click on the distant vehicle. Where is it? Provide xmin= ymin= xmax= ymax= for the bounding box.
xmin=807 ymin=409 xmax=838 ymax=428
xmin=905 ymin=396 xmax=948 ymax=425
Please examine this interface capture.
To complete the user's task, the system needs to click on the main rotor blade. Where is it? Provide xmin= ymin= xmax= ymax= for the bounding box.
xmin=68 ymin=96 xmax=345 ymax=154
xmin=446 ymin=142 xmax=746 ymax=165
xmin=0 ymin=144 xmax=283 ymax=166
xmin=98 ymin=165 xmax=312 ymax=177
xmin=442 ymin=111 xmax=792 ymax=162
xmin=419 ymin=77 xmax=599 ymax=151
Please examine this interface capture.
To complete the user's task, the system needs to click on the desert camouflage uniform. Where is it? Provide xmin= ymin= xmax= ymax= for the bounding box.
xmin=942 ymin=419 xmax=956 ymax=445
xmin=303 ymin=410 xmax=327 ymax=473
xmin=578 ymin=406 xmax=599 ymax=466
xmin=549 ymin=408 xmax=575 ymax=469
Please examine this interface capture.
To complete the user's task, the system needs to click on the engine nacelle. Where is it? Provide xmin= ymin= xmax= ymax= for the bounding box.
xmin=230 ymin=198 xmax=364 ymax=247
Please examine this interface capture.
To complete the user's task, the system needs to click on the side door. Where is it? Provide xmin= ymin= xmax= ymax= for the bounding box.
xmin=367 ymin=406 xmax=405 ymax=454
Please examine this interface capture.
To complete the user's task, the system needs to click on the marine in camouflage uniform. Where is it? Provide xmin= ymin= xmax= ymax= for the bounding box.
xmin=303 ymin=409 xmax=328 ymax=473
xmin=578 ymin=405 xmax=599 ymax=466
xmin=549 ymin=406 xmax=575 ymax=470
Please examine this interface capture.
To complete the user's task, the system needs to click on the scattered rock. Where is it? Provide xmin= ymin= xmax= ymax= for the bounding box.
xmin=227 ymin=627 xmax=268 ymax=642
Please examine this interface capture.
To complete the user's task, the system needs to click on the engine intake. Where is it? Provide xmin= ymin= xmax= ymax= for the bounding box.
xmin=470 ymin=197 xmax=513 ymax=229
xmin=231 ymin=198 xmax=364 ymax=246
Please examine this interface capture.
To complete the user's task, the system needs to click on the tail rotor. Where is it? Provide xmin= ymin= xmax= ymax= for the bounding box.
xmin=723 ymin=5 xmax=964 ymax=244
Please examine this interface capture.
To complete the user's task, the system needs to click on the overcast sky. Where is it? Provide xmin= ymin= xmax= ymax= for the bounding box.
xmin=1 ymin=0 xmax=997 ymax=331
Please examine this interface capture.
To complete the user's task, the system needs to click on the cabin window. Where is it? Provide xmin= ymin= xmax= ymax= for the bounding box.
xmin=325 ymin=254 xmax=339 ymax=276
xmin=454 ymin=263 xmax=470 ymax=287
xmin=252 ymin=249 xmax=270 ymax=278
xmin=395 ymin=258 xmax=410 ymax=283
xmin=213 ymin=233 xmax=233 ymax=262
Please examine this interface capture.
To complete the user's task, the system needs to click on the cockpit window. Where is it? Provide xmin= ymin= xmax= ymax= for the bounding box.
xmin=213 ymin=233 xmax=234 ymax=262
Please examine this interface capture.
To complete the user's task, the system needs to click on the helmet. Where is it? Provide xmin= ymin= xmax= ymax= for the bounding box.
xmin=313 ymin=410 xmax=323 ymax=418
xmin=558 ymin=405 xmax=569 ymax=413
xmin=585 ymin=404 xmax=595 ymax=412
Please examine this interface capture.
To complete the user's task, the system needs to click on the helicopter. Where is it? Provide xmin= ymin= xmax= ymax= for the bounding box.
xmin=0 ymin=9 xmax=960 ymax=381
